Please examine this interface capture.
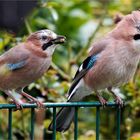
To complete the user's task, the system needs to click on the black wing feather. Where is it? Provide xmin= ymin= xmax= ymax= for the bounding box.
xmin=68 ymin=56 xmax=92 ymax=96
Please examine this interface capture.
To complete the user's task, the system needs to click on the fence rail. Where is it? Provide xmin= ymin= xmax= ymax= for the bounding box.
xmin=0 ymin=102 xmax=121 ymax=140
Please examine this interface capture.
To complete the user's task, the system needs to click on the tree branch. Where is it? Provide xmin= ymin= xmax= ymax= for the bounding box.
xmin=73 ymin=19 xmax=103 ymax=63
xmin=51 ymin=62 xmax=71 ymax=81
xmin=24 ymin=19 xmax=33 ymax=34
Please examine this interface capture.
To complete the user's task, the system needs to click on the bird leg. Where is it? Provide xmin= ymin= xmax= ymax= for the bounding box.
xmin=4 ymin=90 xmax=23 ymax=109
xmin=95 ymin=90 xmax=107 ymax=107
xmin=16 ymin=88 xmax=44 ymax=108
xmin=108 ymin=87 xmax=123 ymax=107
xmin=21 ymin=91 xmax=44 ymax=108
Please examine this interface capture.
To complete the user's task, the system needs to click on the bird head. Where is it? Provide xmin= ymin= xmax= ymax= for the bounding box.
xmin=111 ymin=10 xmax=140 ymax=51
xmin=27 ymin=29 xmax=66 ymax=55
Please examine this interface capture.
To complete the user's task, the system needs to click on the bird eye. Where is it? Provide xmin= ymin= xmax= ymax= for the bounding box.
xmin=133 ymin=34 xmax=140 ymax=40
xmin=42 ymin=36 xmax=47 ymax=40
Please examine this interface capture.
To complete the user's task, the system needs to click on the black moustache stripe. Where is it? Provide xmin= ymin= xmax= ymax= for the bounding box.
xmin=42 ymin=41 xmax=53 ymax=50
xmin=133 ymin=34 xmax=140 ymax=40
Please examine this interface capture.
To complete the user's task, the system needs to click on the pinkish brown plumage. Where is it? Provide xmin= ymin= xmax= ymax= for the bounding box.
xmin=48 ymin=10 xmax=140 ymax=132
xmin=0 ymin=29 xmax=65 ymax=109
xmin=85 ymin=10 xmax=140 ymax=91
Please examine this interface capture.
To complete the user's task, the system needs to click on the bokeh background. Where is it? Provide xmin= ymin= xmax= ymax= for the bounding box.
xmin=0 ymin=0 xmax=140 ymax=140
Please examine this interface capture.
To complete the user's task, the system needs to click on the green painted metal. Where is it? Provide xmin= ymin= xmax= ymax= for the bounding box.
xmin=30 ymin=108 xmax=35 ymax=140
xmin=8 ymin=109 xmax=12 ymax=140
xmin=0 ymin=102 xmax=118 ymax=108
xmin=0 ymin=102 xmax=121 ymax=140
xmin=96 ymin=107 xmax=100 ymax=140
xmin=116 ymin=107 xmax=121 ymax=140
xmin=74 ymin=107 xmax=78 ymax=140
xmin=53 ymin=107 xmax=56 ymax=140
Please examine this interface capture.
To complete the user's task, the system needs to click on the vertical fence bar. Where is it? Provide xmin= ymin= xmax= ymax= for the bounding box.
xmin=74 ymin=107 xmax=78 ymax=140
xmin=8 ymin=109 xmax=12 ymax=140
xmin=116 ymin=107 xmax=121 ymax=140
xmin=30 ymin=108 xmax=35 ymax=140
xmin=96 ymin=107 xmax=100 ymax=140
xmin=53 ymin=107 xmax=56 ymax=140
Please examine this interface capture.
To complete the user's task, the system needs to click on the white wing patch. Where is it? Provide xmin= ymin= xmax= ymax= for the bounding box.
xmin=79 ymin=64 xmax=83 ymax=71
xmin=68 ymin=79 xmax=84 ymax=100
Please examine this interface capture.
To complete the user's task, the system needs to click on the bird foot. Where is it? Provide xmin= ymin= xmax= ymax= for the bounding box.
xmin=20 ymin=92 xmax=45 ymax=109
xmin=9 ymin=99 xmax=23 ymax=110
xmin=98 ymin=96 xmax=107 ymax=107
xmin=28 ymin=99 xmax=44 ymax=109
xmin=114 ymin=96 xmax=124 ymax=107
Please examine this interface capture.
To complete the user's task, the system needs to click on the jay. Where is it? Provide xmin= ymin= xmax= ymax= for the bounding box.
xmin=0 ymin=29 xmax=65 ymax=109
xmin=48 ymin=10 xmax=140 ymax=132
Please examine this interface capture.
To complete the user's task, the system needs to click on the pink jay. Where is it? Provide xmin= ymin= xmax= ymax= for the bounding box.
xmin=48 ymin=10 xmax=140 ymax=132
xmin=0 ymin=29 xmax=65 ymax=109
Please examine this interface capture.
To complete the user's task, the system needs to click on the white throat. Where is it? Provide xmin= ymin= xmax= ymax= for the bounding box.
xmin=133 ymin=39 xmax=140 ymax=52
xmin=45 ymin=45 xmax=57 ymax=56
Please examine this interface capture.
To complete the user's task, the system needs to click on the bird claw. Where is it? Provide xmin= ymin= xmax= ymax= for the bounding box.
xmin=9 ymin=100 xmax=23 ymax=111
xmin=15 ymin=103 xmax=23 ymax=111
xmin=114 ymin=96 xmax=124 ymax=108
xmin=28 ymin=99 xmax=44 ymax=109
xmin=98 ymin=97 xmax=107 ymax=108
xmin=20 ymin=92 xmax=45 ymax=109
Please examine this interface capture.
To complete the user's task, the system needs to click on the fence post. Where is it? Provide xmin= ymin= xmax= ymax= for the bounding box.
xmin=30 ymin=108 xmax=35 ymax=140
xmin=8 ymin=109 xmax=12 ymax=140
xmin=116 ymin=107 xmax=121 ymax=140
xmin=74 ymin=107 xmax=78 ymax=140
xmin=53 ymin=107 xmax=56 ymax=140
xmin=96 ymin=107 xmax=100 ymax=140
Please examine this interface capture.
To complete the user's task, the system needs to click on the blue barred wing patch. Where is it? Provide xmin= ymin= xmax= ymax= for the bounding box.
xmin=87 ymin=55 xmax=98 ymax=69
xmin=7 ymin=61 xmax=26 ymax=71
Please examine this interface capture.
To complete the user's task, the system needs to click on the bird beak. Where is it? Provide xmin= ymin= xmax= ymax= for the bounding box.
xmin=42 ymin=35 xmax=66 ymax=51
xmin=51 ymin=35 xmax=66 ymax=44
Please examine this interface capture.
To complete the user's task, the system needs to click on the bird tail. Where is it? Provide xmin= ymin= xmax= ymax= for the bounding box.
xmin=48 ymin=79 xmax=92 ymax=132
xmin=48 ymin=106 xmax=75 ymax=132
xmin=48 ymin=80 xmax=82 ymax=132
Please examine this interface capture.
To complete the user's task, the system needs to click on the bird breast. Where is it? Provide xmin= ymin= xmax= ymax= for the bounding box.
xmin=84 ymin=43 xmax=140 ymax=90
xmin=0 ymin=56 xmax=51 ymax=90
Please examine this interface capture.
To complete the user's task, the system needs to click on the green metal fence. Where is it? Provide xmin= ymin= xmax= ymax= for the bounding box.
xmin=0 ymin=102 xmax=121 ymax=140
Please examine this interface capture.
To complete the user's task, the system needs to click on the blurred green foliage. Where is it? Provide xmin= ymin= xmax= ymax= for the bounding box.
xmin=0 ymin=0 xmax=140 ymax=139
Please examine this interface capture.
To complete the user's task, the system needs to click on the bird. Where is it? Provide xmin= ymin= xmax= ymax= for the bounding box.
xmin=0 ymin=29 xmax=66 ymax=109
xmin=48 ymin=10 xmax=140 ymax=132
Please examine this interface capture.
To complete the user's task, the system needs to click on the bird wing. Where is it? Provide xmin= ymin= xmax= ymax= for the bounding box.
xmin=6 ymin=60 xmax=27 ymax=71
xmin=0 ymin=44 xmax=30 ymax=72
xmin=67 ymin=38 xmax=109 ymax=101
xmin=67 ymin=55 xmax=98 ymax=100
xmin=89 ymin=37 xmax=110 ymax=55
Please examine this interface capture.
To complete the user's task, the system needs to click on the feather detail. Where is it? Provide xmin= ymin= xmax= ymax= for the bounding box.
xmin=87 ymin=55 xmax=98 ymax=69
xmin=7 ymin=61 xmax=26 ymax=71
xmin=67 ymin=54 xmax=99 ymax=100
xmin=0 ymin=64 xmax=11 ymax=76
